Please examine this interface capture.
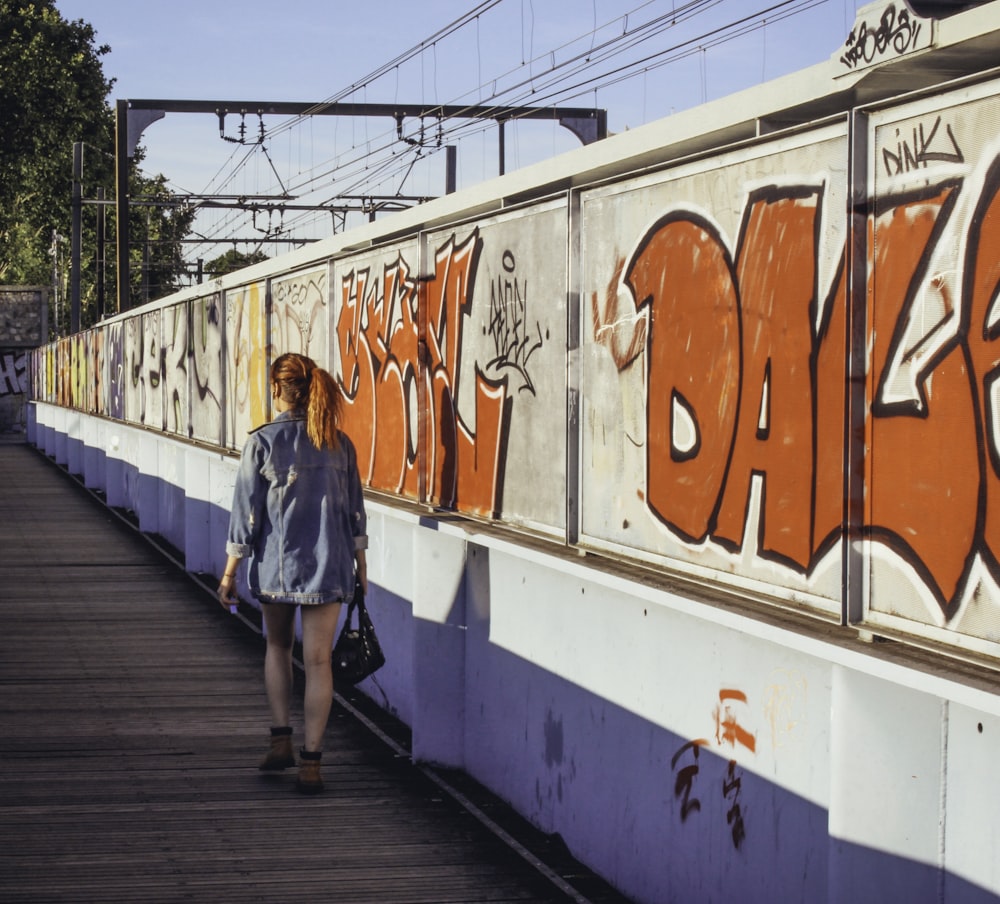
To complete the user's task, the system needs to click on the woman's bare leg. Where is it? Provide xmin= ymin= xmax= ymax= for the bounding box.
xmin=261 ymin=603 xmax=296 ymax=728
xmin=299 ymin=602 xmax=343 ymax=752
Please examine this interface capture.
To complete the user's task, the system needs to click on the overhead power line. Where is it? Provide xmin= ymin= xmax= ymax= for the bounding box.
xmin=173 ymin=0 xmax=833 ymax=260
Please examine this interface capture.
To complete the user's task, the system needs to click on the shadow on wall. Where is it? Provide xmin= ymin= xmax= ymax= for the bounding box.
xmin=460 ymin=546 xmax=1000 ymax=904
xmin=467 ymin=644 xmax=1000 ymax=904
xmin=829 ymin=839 xmax=1000 ymax=904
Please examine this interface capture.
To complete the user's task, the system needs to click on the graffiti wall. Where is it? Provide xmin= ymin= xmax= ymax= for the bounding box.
xmin=1 ymin=286 xmax=46 ymax=434
xmin=272 ymin=267 xmax=327 ymax=362
xmin=867 ymin=80 xmax=1000 ymax=643
xmin=144 ymin=310 xmax=163 ymax=431
xmin=108 ymin=321 xmax=124 ymax=420
xmin=162 ymin=303 xmax=188 ymax=435
xmin=225 ymin=281 xmax=268 ymax=449
xmin=89 ymin=329 xmax=105 ymax=416
xmin=580 ymin=125 xmax=849 ymax=613
xmin=190 ymin=293 xmax=223 ymax=445
xmin=32 ymin=72 xmax=1000 ymax=658
xmin=0 ymin=349 xmax=30 ymax=432
xmin=56 ymin=338 xmax=70 ymax=409
xmin=425 ymin=202 xmax=568 ymax=532
xmin=330 ymin=203 xmax=567 ymax=527
xmin=123 ymin=314 xmax=142 ymax=426
xmin=334 ymin=239 xmax=422 ymax=501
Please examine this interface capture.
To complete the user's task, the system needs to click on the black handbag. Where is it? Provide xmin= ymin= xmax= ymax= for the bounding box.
xmin=332 ymin=583 xmax=385 ymax=684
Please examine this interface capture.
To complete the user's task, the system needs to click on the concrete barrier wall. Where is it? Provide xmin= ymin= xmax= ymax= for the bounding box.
xmin=33 ymin=65 xmax=1000 ymax=659
xmin=29 ymin=400 xmax=1000 ymax=904
xmin=26 ymin=3 xmax=1000 ymax=900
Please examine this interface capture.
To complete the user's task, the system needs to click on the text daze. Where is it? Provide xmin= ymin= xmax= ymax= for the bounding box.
xmin=623 ymin=162 xmax=1000 ymax=618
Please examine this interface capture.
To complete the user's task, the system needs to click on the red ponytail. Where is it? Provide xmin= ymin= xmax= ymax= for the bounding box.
xmin=270 ymin=352 xmax=343 ymax=450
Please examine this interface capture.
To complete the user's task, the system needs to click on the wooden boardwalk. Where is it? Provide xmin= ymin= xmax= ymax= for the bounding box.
xmin=0 ymin=442 xmax=631 ymax=904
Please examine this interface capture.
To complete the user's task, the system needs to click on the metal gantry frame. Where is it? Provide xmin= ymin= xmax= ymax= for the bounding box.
xmin=109 ymin=98 xmax=608 ymax=317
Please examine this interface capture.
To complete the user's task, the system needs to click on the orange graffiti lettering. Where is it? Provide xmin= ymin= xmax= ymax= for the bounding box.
xmin=714 ymin=188 xmax=821 ymax=568
xmin=336 ymin=231 xmax=511 ymax=516
xmin=867 ymin=183 xmax=978 ymax=613
xmin=965 ymin=161 xmax=1000 ymax=577
xmin=626 ymin=214 xmax=740 ymax=543
xmin=713 ymin=689 xmax=756 ymax=753
xmin=618 ymin=165 xmax=1000 ymax=614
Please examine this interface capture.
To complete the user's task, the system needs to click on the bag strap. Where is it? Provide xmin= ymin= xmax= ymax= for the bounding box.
xmin=342 ymin=580 xmax=365 ymax=624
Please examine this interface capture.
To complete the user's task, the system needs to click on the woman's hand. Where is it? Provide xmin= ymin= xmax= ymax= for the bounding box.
xmin=217 ymin=555 xmax=242 ymax=611
xmin=217 ymin=573 xmax=239 ymax=611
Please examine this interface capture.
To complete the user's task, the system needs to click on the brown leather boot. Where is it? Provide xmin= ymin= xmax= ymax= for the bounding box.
xmin=296 ymin=749 xmax=323 ymax=794
xmin=259 ymin=726 xmax=295 ymax=771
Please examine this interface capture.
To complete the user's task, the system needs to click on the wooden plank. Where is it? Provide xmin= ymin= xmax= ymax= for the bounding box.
xmin=0 ymin=445 xmax=631 ymax=904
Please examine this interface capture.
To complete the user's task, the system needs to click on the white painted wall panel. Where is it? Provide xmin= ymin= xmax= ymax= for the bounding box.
xmin=829 ymin=667 xmax=944 ymax=904
xmin=944 ymin=704 xmax=1000 ymax=897
xmin=411 ymin=526 xmax=467 ymax=765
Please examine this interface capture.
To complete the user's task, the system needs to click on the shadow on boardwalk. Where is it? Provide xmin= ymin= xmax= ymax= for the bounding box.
xmin=0 ymin=443 xmax=632 ymax=904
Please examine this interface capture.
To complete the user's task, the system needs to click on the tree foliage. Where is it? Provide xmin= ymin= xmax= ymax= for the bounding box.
xmin=204 ymin=248 xmax=269 ymax=278
xmin=0 ymin=1 xmax=193 ymax=334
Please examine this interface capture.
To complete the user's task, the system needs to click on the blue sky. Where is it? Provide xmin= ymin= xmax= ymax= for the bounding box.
xmin=54 ymin=0 xmax=862 ymax=260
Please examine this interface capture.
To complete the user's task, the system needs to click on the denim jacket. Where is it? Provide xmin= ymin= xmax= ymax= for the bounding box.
xmin=226 ymin=411 xmax=368 ymax=604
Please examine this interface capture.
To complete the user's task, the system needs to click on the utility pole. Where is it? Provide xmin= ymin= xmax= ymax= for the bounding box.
xmin=50 ymin=230 xmax=64 ymax=338
xmin=96 ymin=187 xmax=106 ymax=321
xmin=114 ymin=101 xmax=164 ymax=314
xmin=114 ymin=99 xmax=130 ymax=316
xmin=446 ymin=146 xmax=456 ymax=194
xmin=70 ymin=142 xmax=82 ymax=333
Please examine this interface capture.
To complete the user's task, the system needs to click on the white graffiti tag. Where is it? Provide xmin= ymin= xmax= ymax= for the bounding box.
xmin=0 ymin=352 xmax=28 ymax=396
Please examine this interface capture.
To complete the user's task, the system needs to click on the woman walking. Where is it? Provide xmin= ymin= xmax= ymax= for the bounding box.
xmin=218 ymin=352 xmax=368 ymax=794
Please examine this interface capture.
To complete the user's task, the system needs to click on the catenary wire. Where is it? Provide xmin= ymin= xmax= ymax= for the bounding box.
xmin=182 ymin=0 xmax=831 ymax=261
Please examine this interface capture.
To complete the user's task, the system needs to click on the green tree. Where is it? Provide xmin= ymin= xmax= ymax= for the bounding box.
xmin=204 ymin=248 xmax=269 ymax=278
xmin=0 ymin=1 xmax=193 ymax=333
xmin=0 ymin=3 xmax=113 ymax=292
